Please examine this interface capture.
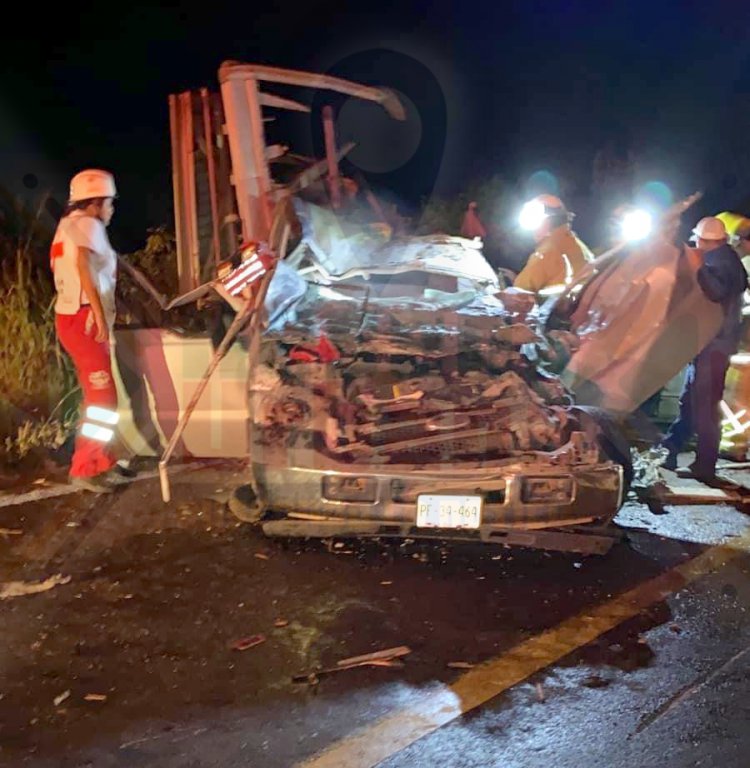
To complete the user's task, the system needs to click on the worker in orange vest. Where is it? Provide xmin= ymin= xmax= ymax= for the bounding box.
xmin=513 ymin=194 xmax=594 ymax=294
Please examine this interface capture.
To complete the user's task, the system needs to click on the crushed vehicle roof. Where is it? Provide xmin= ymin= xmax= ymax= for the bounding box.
xmin=292 ymin=200 xmax=499 ymax=288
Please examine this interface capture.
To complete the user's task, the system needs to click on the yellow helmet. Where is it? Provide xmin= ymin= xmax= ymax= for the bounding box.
xmin=716 ymin=211 xmax=750 ymax=240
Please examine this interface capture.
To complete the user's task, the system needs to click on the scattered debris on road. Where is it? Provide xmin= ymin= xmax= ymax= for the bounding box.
xmin=581 ymin=674 xmax=611 ymax=689
xmin=0 ymin=527 xmax=23 ymax=537
xmin=535 ymin=682 xmax=546 ymax=703
xmin=447 ymin=661 xmax=475 ymax=670
xmin=254 ymin=553 xmax=270 ymax=561
xmin=230 ymin=634 xmax=266 ymax=651
xmin=337 ymin=646 xmax=411 ymax=667
xmin=53 ymin=690 xmax=70 ymax=707
xmin=273 ymin=618 xmax=289 ymax=628
xmin=84 ymin=693 xmax=108 ymax=702
xmin=0 ymin=574 xmax=71 ymax=600
xmin=631 ymin=446 xmax=669 ymax=489
xmin=293 ymin=646 xmax=412 ymax=684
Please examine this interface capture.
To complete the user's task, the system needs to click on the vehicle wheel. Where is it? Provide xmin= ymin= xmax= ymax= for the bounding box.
xmin=574 ymin=406 xmax=633 ymax=493
xmin=228 ymin=484 xmax=264 ymax=523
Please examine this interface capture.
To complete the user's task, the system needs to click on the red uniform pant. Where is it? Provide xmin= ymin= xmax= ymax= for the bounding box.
xmin=56 ymin=308 xmax=118 ymax=478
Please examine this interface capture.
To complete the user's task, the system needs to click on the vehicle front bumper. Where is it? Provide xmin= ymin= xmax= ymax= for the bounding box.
xmin=252 ymin=456 xmax=624 ymax=553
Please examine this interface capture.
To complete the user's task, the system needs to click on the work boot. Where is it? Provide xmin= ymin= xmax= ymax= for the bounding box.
xmin=675 ymin=464 xmax=717 ymax=484
xmin=100 ymin=467 xmax=135 ymax=486
xmin=69 ymin=473 xmax=115 ymax=494
xmin=115 ymin=459 xmax=138 ymax=478
xmin=659 ymin=448 xmax=677 ymax=471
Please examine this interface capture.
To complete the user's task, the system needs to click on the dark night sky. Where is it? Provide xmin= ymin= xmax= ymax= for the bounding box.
xmin=2 ymin=0 xmax=750 ymax=250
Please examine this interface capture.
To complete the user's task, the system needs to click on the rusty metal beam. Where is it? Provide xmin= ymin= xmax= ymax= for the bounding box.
xmin=220 ymin=74 xmax=274 ymax=243
xmin=322 ymin=106 xmax=341 ymax=209
xmin=219 ymin=61 xmax=406 ymax=120
xmin=200 ymin=88 xmax=222 ymax=269
xmin=182 ymin=92 xmax=201 ymax=290
xmin=169 ymin=92 xmax=201 ymax=292
xmin=258 ymin=91 xmax=310 ymax=113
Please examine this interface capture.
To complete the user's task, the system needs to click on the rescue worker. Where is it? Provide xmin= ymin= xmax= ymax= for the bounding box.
xmin=660 ymin=217 xmax=747 ymax=481
xmin=513 ymin=194 xmax=594 ymax=293
xmin=51 ymin=170 xmax=124 ymax=492
xmin=715 ymin=211 xmax=750 ymax=460
xmin=716 ymin=211 xmax=750 ymax=272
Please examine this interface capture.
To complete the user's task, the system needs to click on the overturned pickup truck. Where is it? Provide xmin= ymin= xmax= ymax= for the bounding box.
xmin=239 ymin=202 xmax=625 ymax=554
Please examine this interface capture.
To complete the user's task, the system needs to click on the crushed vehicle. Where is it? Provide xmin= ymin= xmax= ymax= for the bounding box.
xmin=112 ymin=62 xmax=724 ymax=555
xmin=115 ymin=205 xmax=626 ymax=554
xmin=244 ymin=201 xmax=624 ymax=554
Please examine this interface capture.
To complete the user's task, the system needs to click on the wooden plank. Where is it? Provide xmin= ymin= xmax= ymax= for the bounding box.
xmin=653 ymin=481 xmax=739 ymax=504
xmin=287 ymin=142 xmax=356 ymax=195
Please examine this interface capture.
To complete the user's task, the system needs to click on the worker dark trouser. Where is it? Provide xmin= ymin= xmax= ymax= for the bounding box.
xmin=662 ymin=345 xmax=731 ymax=475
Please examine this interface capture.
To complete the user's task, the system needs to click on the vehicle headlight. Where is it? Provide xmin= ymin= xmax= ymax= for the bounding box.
xmin=322 ymin=475 xmax=378 ymax=503
xmin=521 ymin=477 xmax=574 ymax=504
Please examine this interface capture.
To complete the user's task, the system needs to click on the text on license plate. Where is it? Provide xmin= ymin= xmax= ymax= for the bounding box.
xmin=416 ymin=494 xmax=482 ymax=529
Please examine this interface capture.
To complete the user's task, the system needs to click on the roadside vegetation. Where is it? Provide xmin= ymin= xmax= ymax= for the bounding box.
xmin=0 ymin=193 xmax=177 ymax=466
xmin=0 ymin=192 xmax=77 ymax=464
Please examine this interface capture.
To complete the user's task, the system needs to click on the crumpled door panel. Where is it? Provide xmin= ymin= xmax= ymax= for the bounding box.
xmin=561 ymin=240 xmax=723 ymax=414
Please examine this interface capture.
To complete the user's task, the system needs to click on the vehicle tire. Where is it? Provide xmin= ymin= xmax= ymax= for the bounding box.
xmin=228 ymin=484 xmax=264 ymax=523
xmin=573 ymin=406 xmax=633 ymax=494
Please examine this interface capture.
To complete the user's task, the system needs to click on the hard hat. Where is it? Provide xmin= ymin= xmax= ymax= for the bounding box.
xmin=534 ymin=193 xmax=565 ymax=211
xmin=691 ymin=216 xmax=727 ymax=242
xmin=716 ymin=211 xmax=750 ymax=239
xmin=69 ymin=169 xmax=117 ymax=203
xmin=518 ymin=194 xmax=568 ymax=231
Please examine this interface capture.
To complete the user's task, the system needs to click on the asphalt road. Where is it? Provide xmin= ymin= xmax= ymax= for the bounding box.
xmin=1 ymin=462 xmax=749 ymax=767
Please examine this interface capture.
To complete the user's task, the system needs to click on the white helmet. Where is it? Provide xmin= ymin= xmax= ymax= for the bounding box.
xmin=691 ymin=216 xmax=727 ymax=242
xmin=69 ymin=169 xmax=117 ymax=203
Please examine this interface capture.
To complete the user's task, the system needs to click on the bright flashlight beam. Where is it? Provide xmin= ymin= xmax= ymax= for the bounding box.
xmin=620 ymin=209 xmax=653 ymax=242
xmin=519 ymin=200 xmax=546 ymax=231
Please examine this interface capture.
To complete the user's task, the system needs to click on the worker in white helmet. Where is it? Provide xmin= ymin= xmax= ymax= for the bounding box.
xmin=51 ymin=169 xmax=124 ymax=492
xmin=513 ymin=194 xmax=594 ymax=293
xmin=660 ymin=216 xmax=748 ymax=481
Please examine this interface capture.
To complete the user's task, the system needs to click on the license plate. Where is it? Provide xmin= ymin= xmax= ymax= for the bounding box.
xmin=416 ymin=494 xmax=482 ymax=529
